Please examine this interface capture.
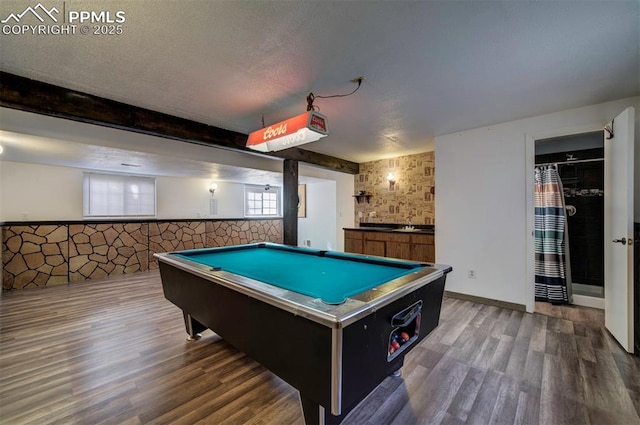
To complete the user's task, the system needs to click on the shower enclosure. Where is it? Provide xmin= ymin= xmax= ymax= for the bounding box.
xmin=535 ymin=132 xmax=604 ymax=300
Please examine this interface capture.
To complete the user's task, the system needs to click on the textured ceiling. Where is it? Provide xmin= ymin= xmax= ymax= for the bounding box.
xmin=0 ymin=0 xmax=638 ymax=168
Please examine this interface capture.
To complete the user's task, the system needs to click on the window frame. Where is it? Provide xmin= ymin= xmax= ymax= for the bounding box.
xmin=244 ymin=184 xmax=282 ymax=218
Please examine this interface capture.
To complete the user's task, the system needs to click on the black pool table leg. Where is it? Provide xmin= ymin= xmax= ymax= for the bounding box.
xmin=300 ymin=395 xmax=350 ymax=425
xmin=391 ymin=360 xmax=404 ymax=377
xmin=183 ymin=312 xmax=207 ymax=341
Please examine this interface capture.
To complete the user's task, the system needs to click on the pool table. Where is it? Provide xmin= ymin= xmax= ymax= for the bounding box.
xmin=155 ymin=243 xmax=451 ymax=425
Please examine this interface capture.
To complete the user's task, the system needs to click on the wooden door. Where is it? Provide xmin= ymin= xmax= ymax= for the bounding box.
xmin=604 ymin=107 xmax=635 ymax=353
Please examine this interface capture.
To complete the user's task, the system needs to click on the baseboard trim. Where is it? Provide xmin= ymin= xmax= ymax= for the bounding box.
xmin=572 ymin=294 xmax=605 ymax=310
xmin=444 ymin=291 xmax=527 ymax=312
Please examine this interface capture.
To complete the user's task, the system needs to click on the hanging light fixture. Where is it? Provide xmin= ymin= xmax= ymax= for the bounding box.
xmin=246 ymin=111 xmax=329 ymax=152
xmin=246 ymin=77 xmax=363 ymax=152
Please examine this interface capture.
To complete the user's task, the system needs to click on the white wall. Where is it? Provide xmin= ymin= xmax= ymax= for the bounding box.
xmin=156 ymin=178 xmax=245 ymax=219
xmin=0 ymin=161 xmax=356 ymax=254
xmin=1 ymin=162 xmax=84 ymax=221
xmin=298 ymin=180 xmax=337 ymax=250
xmin=0 ymin=162 xmax=251 ymax=221
xmin=300 ymin=164 xmax=355 ymax=252
xmin=0 ymin=159 xmax=3 ymax=222
xmin=435 ymin=97 xmax=639 ymax=312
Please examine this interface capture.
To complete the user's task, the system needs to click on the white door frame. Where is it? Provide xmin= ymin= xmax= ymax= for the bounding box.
xmin=524 ymin=123 xmax=604 ymax=313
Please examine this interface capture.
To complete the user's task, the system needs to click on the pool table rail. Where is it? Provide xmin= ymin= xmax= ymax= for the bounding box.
xmin=154 ymin=246 xmax=450 ymax=329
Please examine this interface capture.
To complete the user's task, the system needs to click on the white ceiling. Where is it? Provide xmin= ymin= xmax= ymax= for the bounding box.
xmin=0 ymin=108 xmax=320 ymax=185
xmin=0 ymin=1 xmax=638 ymax=174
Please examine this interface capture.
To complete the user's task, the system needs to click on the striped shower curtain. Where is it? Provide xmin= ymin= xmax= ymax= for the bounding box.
xmin=534 ymin=166 xmax=571 ymax=304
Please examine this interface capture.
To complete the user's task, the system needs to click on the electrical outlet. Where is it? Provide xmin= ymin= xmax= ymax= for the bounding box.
xmin=468 ymin=269 xmax=476 ymax=279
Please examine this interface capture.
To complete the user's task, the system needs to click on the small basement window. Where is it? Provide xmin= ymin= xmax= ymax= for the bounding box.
xmin=244 ymin=184 xmax=281 ymax=217
xmin=83 ymin=172 xmax=156 ymax=217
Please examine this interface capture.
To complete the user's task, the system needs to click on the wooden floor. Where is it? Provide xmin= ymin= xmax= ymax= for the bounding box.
xmin=1 ymin=272 xmax=638 ymax=425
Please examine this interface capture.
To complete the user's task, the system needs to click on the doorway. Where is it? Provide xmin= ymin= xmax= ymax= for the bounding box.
xmin=534 ymin=131 xmax=605 ymax=308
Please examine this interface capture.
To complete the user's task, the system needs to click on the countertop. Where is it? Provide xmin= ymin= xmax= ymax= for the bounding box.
xmin=343 ymin=225 xmax=434 ymax=234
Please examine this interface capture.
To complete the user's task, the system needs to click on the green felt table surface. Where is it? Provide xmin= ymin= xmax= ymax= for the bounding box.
xmin=177 ymin=245 xmax=423 ymax=304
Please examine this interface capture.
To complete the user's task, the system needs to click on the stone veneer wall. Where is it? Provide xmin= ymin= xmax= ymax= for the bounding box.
xmin=147 ymin=220 xmax=282 ymax=270
xmin=69 ymin=223 xmax=149 ymax=282
xmin=354 ymin=151 xmax=435 ymax=225
xmin=2 ymin=219 xmax=283 ymax=290
xmin=3 ymin=225 xmax=69 ymax=288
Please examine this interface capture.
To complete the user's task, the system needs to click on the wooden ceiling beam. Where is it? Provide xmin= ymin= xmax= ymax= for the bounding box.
xmin=0 ymin=72 xmax=359 ymax=174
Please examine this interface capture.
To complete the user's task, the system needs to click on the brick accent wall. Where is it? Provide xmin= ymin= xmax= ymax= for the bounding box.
xmin=2 ymin=219 xmax=283 ymax=290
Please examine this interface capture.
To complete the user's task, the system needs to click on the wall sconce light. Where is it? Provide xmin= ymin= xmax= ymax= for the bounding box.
xmin=209 ymin=183 xmax=218 ymax=215
xmin=387 ymin=173 xmax=396 ymax=189
xmin=209 ymin=183 xmax=218 ymax=197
